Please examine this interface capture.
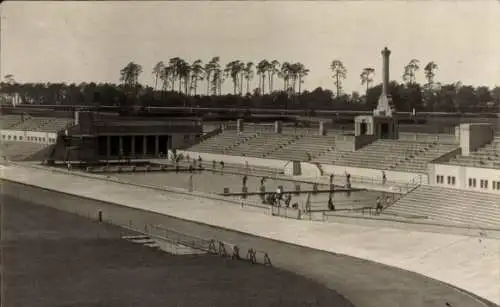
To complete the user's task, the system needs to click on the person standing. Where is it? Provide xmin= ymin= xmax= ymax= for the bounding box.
xmin=188 ymin=174 xmax=194 ymax=192
xmin=376 ymin=197 xmax=382 ymax=214
xmin=285 ymin=193 xmax=292 ymax=208
xmin=259 ymin=183 xmax=266 ymax=203
xmin=345 ymin=172 xmax=351 ymax=189
xmin=328 ymin=195 xmax=335 ymax=211
xmin=276 ymin=187 xmax=283 ymax=206
xmin=305 ymin=192 xmax=311 ymax=213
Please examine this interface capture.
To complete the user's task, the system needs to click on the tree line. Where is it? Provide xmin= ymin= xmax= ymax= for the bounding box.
xmin=1 ymin=57 xmax=499 ymax=113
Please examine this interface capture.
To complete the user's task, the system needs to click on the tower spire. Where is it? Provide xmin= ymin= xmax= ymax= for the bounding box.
xmin=374 ymin=47 xmax=395 ymax=117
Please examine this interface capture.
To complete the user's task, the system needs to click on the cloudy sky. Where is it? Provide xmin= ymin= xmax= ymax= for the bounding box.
xmin=2 ymin=1 xmax=499 ymax=93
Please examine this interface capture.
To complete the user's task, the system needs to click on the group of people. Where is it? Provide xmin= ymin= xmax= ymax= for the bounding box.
xmin=257 ymin=183 xmax=300 ymax=208
xmin=263 ymin=192 xmax=295 ymax=208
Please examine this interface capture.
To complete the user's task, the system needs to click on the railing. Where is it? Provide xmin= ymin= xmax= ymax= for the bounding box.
xmin=316 ymin=173 xmax=411 ymax=192
xmin=148 ymin=224 xmax=272 ymax=266
xmin=382 ymin=175 xmax=423 ymax=211
xmin=10 ymin=161 xmax=274 ymax=214
xmin=270 ymin=205 xmax=301 ymax=219
xmin=176 ymin=158 xmax=283 ymax=177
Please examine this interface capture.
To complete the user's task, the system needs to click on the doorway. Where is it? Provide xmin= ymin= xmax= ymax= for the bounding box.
xmin=360 ymin=121 xmax=368 ymax=135
xmin=380 ymin=123 xmax=390 ymax=139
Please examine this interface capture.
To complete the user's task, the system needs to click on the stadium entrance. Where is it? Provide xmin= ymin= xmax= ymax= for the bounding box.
xmin=380 ymin=123 xmax=389 ymax=139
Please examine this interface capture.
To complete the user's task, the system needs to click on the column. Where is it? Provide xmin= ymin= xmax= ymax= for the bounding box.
xmin=106 ymin=136 xmax=111 ymax=158
xmin=131 ymin=135 xmax=136 ymax=156
xmin=319 ymin=121 xmax=325 ymax=136
xmin=237 ymin=119 xmax=244 ymax=133
xmin=143 ymin=135 xmax=147 ymax=156
xmin=274 ymin=121 xmax=282 ymax=134
xmin=155 ymin=135 xmax=159 ymax=156
xmin=381 ymin=47 xmax=391 ymax=96
xmin=119 ymin=136 xmax=123 ymax=156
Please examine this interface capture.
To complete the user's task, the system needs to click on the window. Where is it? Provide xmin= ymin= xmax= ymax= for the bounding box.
xmin=451 ymin=176 xmax=456 ymax=185
xmin=1 ymin=135 xmax=5 ymax=139
xmin=436 ymin=175 xmax=444 ymax=184
xmin=13 ymin=136 xmax=17 ymax=140
xmin=7 ymin=135 xmax=11 ymax=140
xmin=480 ymin=180 xmax=488 ymax=189
xmin=468 ymin=178 xmax=477 ymax=188
xmin=19 ymin=136 xmax=23 ymax=141
xmin=495 ymin=181 xmax=500 ymax=190
xmin=447 ymin=176 xmax=452 ymax=185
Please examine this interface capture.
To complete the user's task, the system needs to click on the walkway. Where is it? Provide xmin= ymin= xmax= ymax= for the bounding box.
xmin=0 ymin=164 xmax=498 ymax=306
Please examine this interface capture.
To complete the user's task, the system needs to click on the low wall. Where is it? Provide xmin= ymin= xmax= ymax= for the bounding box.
xmin=297 ymin=162 xmax=322 ymax=177
xmin=178 ymin=150 xmax=288 ymax=170
xmin=353 ymin=134 xmax=377 ymax=150
xmin=431 ymin=147 xmax=462 ymax=164
xmin=200 ymin=126 xmax=222 ymax=141
xmin=460 ymin=123 xmax=495 ymax=156
xmin=399 ymin=132 xmax=458 ymax=144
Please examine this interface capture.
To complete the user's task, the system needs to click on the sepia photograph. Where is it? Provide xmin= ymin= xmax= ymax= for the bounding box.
xmin=0 ymin=1 xmax=499 ymax=306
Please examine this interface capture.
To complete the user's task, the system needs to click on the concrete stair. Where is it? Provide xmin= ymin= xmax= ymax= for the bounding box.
xmin=384 ymin=185 xmax=500 ymax=229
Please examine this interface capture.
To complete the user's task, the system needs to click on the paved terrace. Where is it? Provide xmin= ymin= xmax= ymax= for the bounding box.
xmin=0 ymin=164 xmax=499 ymax=306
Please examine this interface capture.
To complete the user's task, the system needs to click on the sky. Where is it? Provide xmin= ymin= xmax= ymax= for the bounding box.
xmin=1 ymin=1 xmax=500 ymax=94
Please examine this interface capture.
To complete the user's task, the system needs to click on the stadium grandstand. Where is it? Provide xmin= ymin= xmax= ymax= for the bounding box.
xmin=1 ymin=47 xmax=500 ymax=307
xmin=176 ymin=48 xmax=500 ymax=232
xmin=1 ymin=47 xmax=497 ymax=232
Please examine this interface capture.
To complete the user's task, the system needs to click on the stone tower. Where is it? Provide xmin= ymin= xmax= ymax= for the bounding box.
xmin=373 ymin=47 xmax=396 ymax=117
xmin=354 ymin=47 xmax=399 ymax=140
